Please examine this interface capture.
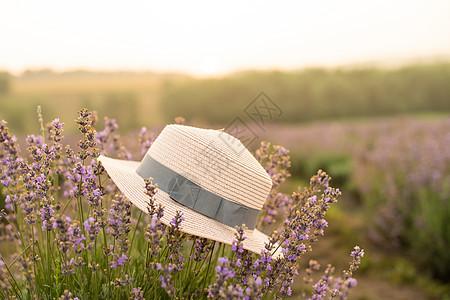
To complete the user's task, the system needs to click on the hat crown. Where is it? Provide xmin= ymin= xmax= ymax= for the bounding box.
xmin=146 ymin=124 xmax=272 ymax=210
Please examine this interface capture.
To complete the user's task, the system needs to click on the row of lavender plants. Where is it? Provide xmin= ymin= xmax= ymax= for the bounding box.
xmin=281 ymin=117 xmax=449 ymax=283
xmin=0 ymin=108 xmax=363 ymax=299
xmin=356 ymin=118 xmax=450 ymax=281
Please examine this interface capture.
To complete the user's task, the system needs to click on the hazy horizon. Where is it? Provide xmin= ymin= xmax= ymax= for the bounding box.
xmin=3 ymin=54 xmax=450 ymax=79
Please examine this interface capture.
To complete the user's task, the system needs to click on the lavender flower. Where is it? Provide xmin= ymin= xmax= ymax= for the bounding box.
xmin=48 ymin=118 xmax=64 ymax=164
xmin=191 ymin=238 xmax=214 ymax=262
xmin=110 ymin=254 xmax=128 ymax=268
xmin=157 ymin=265 xmax=175 ymax=297
xmin=165 ymin=211 xmax=185 ymax=272
xmin=40 ymin=196 xmax=56 ymax=231
xmin=95 ymin=117 xmax=131 ymax=160
xmin=61 ymin=258 xmax=76 ymax=275
xmin=76 ymin=108 xmax=100 ymax=160
xmin=130 ymin=287 xmax=145 ymax=300
xmin=111 ymin=274 xmax=133 ymax=288
xmin=108 ymin=195 xmax=131 ymax=253
xmin=138 ymin=126 xmax=153 ymax=156
xmin=256 ymin=141 xmax=292 ymax=229
xmin=58 ymin=290 xmax=79 ymax=300
xmin=145 ymin=214 xmax=165 ymax=257
xmin=345 ymin=246 xmax=364 ymax=279
xmin=83 ymin=216 xmax=101 ymax=242
xmin=208 ymin=257 xmax=239 ymax=298
xmin=144 ymin=178 xmax=165 ymax=258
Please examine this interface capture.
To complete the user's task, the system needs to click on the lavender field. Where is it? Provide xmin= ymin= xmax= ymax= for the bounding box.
xmin=264 ymin=116 xmax=450 ymax=299
xmin=0 ymin=69 xmax=449 ymax=299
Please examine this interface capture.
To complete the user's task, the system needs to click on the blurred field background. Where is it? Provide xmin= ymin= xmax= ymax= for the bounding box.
xmin=2 ymin=63 xmax=449 ymax=132
xmin=0 ymin=62 xmax=449 ymax=299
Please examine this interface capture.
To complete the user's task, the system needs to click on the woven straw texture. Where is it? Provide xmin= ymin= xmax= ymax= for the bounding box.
xmin=98 ymin=124 xmax=275 ymax=255
xmin=147 ymin=125 xmax=272 ymax=209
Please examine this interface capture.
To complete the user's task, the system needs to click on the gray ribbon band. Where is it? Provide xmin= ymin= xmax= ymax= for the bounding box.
xmin=136 ymin=154 xmax=260 ymax=230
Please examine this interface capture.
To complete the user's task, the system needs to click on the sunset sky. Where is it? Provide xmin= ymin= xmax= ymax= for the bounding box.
xmin=1 ymin=0 xmax=449 ymax=75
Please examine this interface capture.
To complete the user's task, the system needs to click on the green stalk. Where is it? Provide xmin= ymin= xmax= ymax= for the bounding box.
xmin=141 ymin=239 xmax=151 ymax=291
xmin=31 ymin=225 xmax=38 ymax=294
xmin=102 ymin=216 xmax=110 ymax=297
xmin=201 ymin=241 xmax=216 ymax=293
xmin=7 ymin=242 xmax=33 ymax=269
xmin=97 ymin=174 xmax=111 ymax=299
xmin=54 ymin=175 xmax=59 ymax=208
xmin=77 ymin=180 xmax=85 ymax=231
xmin=129 ymin=211 xmax=143 ymax=256
xmin=0 ymin=255 xmax=24 ymax=300
xmin=37 ymin=105 xmax=45 ymax=142
xmin=183 ymin=238 xmax=197 ymax=297
xmin=46 ymin=230 xmax=52 ymax=295
xmin=78 ymin=134 xmax=87 ymax=231
xmin=1 ymin=208 xmax=26 ymax=249
xmin=60 ymin=195 xmax=74 ymax=215
xmin=12 ymin=203 xmax=26 ymax=251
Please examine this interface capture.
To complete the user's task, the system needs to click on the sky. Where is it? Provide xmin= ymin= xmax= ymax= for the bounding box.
xmin=1 ymin=0 xmax=450 ymax=75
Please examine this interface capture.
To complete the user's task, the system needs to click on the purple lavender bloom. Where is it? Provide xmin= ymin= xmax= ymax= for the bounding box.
xmin=117 ymin=254 xmax=128 ymax=266
xmin=169 ymin=212 xmax=185 ymax=229
xmin=130 ymin=287 xmax=144 ymax=300
xmin=40 ymin=198 xmax=56 ymax=231
xmin=52 ymin=118 xmax=63 ymax=130
xmin=346 ymin=278 xmax=357 ymax=288
xmin=110 ymin=253 xmax=128 ymax=268
xmin=351 ymin=246 xmax=364 ymax=258
xmin=83 ymin=217 xmax=96 ymax=231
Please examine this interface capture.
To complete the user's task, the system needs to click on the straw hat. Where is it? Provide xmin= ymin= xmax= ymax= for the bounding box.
xmin=98 ymin=124 xmax=274 ymax=255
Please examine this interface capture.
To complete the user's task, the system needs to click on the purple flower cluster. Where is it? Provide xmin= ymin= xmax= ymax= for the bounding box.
xmin=111 ymin=274 xmax=133 ymax=288
xmin=83 ymin=216 xmax=101 ymax=242
xmin=355 ymin=119 xmax=449 ymax=279
xmin=58 ymin=289 xmax=79 ymax=300
xmin=108 ymin=195 xmax=131 ymax=253
xmin=255 ymin=142 xmax=291 ymax=189
xmin=76 ymin=108 xmax=99 ymax=160
xmin=191 ymin=238 xmax=214 ymax=262
xmin=110 ymin=253 xmax=128 ymax=268
xmin=201 ymin=168 xmax=356 ymax=299
xmin=208 ymin=255 xmax=267 ymax=299
xmin=130 ymin=287 xmax=144 ymax=300
xmin=145 ymin=213 xmax=165 ymax=257
xmin=208 ymin=257 xmax=242 ymax=298
xmin=95 ymin=117 xmax=132 ymax=160
xmin=0 ymin=121 xmax=23 ymax=216
xmin=165 ymin=212 xmax=185 ymax=272
xmin=255 ymin=142 xmax=292 ymax=229
xmin=155 ymin=263 xmax=176 ymax=296
xmin=49 ymin=118 xmax=64 ymax=169
xmin=138 ymin=126 xmax=153 ymax=157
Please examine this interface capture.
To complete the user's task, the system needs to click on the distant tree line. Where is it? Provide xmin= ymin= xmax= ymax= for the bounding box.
xmin=160 ymin=63 xmax=450 ymax=124
xmin=0 ymin=72 xmax=10 ymax=94
xmin=19 ymin=68 xmax=190 ymax=79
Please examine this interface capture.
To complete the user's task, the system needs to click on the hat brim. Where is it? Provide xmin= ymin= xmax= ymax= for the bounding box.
xmin=98 ymin=155 xmax=276 ymax=256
